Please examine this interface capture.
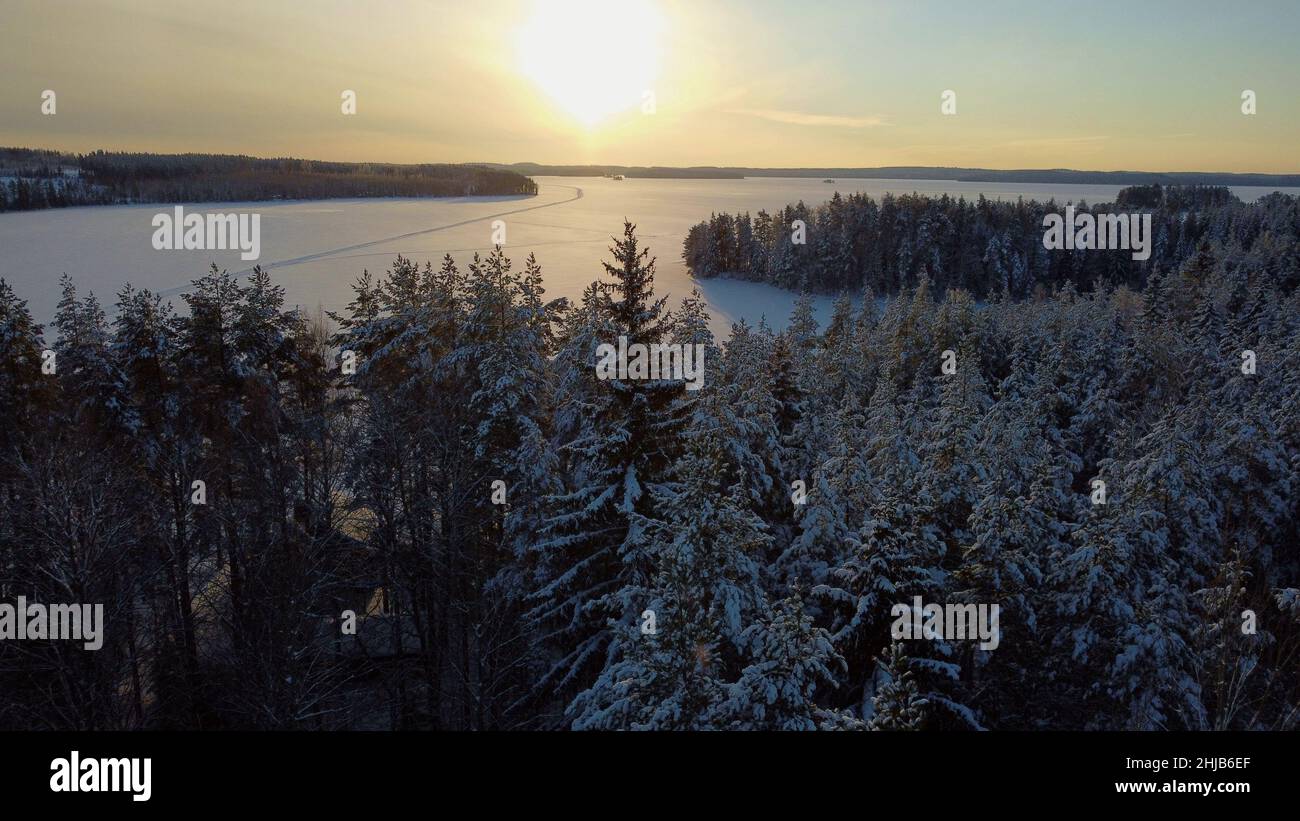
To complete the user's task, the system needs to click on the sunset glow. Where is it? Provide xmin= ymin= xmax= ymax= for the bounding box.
xmin=515 ymin=0 xmax=664 ymax=127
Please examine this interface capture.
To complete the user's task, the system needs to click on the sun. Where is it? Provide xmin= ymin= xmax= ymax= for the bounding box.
xmin=515 ymin=0 xmax=664 ymax=127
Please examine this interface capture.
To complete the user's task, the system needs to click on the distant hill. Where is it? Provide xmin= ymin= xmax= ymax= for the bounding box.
xmin=489 ymin=162 xmax=746 ymax=179
xmin=490 ymin=161 xmax=1300 ymax=187
xmin=0 ymin=148 xmax=538 ymax=211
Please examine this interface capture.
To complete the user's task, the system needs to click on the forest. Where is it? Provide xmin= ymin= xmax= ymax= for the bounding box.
xmin=682 ymin=184 xmax=1300 ymax=299
xmin=0 ymin=148 xmax=538 ymax=211
xmin=0 ymin=191 xmax=1297 ymax=730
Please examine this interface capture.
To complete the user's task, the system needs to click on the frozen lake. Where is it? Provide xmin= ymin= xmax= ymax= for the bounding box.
xmin=3 ymin=176 xmax=1297 ymax=340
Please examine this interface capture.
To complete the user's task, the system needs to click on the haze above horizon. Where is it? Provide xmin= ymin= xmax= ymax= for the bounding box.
xmin=2 ymin=0 xmax=1297 ymax=174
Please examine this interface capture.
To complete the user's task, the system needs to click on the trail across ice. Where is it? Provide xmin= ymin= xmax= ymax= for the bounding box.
xmin=155 ymin=184 xmax=584 ymax=298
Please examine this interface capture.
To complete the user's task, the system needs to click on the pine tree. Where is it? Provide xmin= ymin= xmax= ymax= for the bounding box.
xmin=717 ymin=593 xmax=860 ymax=730
xmin=569 ymin=423 xmax=767 ymax=729
xmin=0 ymin=278 xmax=48 ymax=449
xmin=530 ymin=222 xmax=687 ymax=715
xmin=867 ymin=643 xmax=927 ymax=730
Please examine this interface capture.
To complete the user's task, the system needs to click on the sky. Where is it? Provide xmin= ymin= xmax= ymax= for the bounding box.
xmin=1 ymin=0 xmax=1298 ymax=172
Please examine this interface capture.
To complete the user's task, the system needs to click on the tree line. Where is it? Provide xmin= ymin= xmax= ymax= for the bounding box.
xmin=0 ymin=148 xmax=538 ymax=212
xmin=682 ymin=184 xmax=1300 ymax=299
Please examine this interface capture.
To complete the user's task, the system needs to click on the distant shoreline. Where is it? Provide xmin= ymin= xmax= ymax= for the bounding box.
xmin=494 ymin=162 xmax=1300 ymax=187
xmin=0 ymin=148 xmax=538 ymax=213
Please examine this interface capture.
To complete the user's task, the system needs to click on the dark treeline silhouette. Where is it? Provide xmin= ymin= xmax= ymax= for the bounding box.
xmin=492 ymin=162 xmax=745 ymax=179
xmin=1 ymin=216 xmax=1297 ymax=730
xmin=1114 ymin=183 xmax=1239 ymax=210
xmin=682 ymin=185 xmax=1300 ymax=299
xmin=0 ymin=147 xmax=538 ymax=212
xmin=492 ymin=163 xmax=1300 ymax=187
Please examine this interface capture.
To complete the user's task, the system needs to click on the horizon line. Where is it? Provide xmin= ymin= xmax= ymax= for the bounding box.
xmin=5 ymin=146 xmax=1300 ymax=181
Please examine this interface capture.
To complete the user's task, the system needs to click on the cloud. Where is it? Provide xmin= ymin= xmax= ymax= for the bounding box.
xmin=727 ymin=108 xmax=889 ymax=128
